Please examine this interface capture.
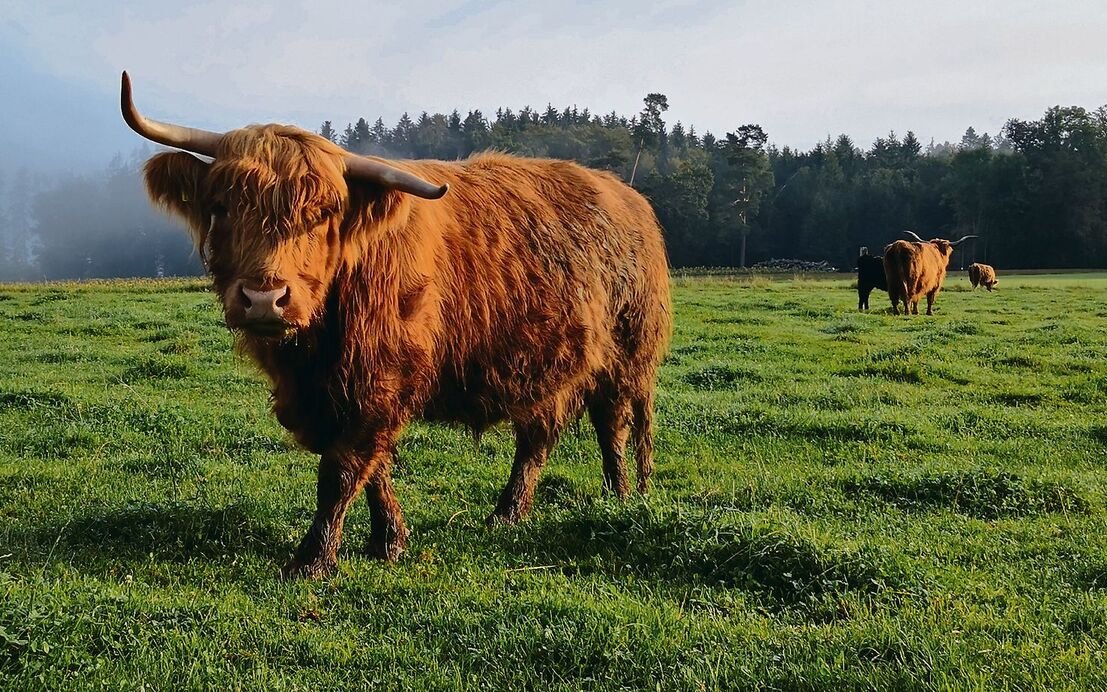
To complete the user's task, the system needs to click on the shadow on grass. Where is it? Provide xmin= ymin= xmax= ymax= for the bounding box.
xmin=0 ymin=389 xmax=75 ymax=413
xmin=10 ymin=500 xmax=289 ymax=566
xmin=119 ymin=355 xmax=193 ymax=382
xmin=840 ymin=362 xmax=926 ymax=384
xmin=682 ymin=363 xmax=763 ymax=390
xmin=843 ymin=469 xmax=1088 ymax=520
xmin=1073 ymin=562 xmax=1107 ymax=593
xmin=1085 ymin=424 xmax=1107 ymax=446
xmin=485 ymin=504 xmax=910 ymax=606
xmin=988 ymin=391 xmax=1047 ymax=407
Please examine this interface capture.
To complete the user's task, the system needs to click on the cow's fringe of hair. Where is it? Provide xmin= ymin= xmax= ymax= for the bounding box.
xmin=210 ymin=126 xmax=348 ymax=234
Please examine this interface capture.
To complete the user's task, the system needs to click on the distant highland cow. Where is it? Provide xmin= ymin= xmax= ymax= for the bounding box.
xmin=968 ymin=263 xmax=998 ymax=291
xmin=884 ymin=231 xmax=976 ymax=315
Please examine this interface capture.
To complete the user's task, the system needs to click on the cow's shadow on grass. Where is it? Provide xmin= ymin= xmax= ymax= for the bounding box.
xmin=475 ymin=489 xmax=911 ymax=607
xmin=10 ymin=500 xmax=290 ymax=567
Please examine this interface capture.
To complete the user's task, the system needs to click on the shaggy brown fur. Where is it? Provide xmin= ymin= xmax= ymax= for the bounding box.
xmin=142 ymin=125 xmax=672 ymax=578
xmin=968 ymin=262 xmax=998 ymax=291
xmin=884 ymin=238 xmax=960 ymax=315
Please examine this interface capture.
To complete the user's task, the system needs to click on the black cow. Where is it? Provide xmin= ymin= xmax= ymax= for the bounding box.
xmin=857 ymin=252 xmax=887 ymax=310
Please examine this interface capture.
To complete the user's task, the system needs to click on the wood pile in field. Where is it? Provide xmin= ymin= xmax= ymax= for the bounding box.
xmin=750 ymin=258 xmax=838 ymax=273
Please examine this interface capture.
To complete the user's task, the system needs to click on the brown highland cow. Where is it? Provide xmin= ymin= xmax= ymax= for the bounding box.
xmin=121 ymin=72 xmax=672 ymax=578
xmin=968 ymin=262 xmax=998 ymax=291
xmin=883 ymin=230 xmax=976 ymax=315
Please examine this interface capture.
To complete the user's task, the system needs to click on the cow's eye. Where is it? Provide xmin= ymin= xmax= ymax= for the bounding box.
xmin=211 ymin=203 xmax=228 ymax=218
xmin=306 ymin=208 xmax=332 ymax=226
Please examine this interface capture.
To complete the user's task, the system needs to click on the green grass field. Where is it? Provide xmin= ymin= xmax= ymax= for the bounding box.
xmin=3 ymin=273 xmax=1107 ymax=689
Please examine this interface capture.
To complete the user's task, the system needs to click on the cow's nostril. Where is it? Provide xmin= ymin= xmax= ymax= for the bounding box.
xmin=276 ymin=286 xmax=291 ymax=308
xmin=239 ymin=285 xmax=253 ymax=308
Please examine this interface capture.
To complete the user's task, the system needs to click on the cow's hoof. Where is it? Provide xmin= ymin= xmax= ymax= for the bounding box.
xmin=486 ymin=510 xmax=521 ymax=527
xmin=601 ymin=480 xmax=630 ymax=500
xmin=366 ymin=536 xmax=407 ymax=562
xmin=279 ymin=555 xmax=337 ymax=580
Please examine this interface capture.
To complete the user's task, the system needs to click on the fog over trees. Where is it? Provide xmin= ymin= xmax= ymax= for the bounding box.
xmin=3 ymin=97 xmax=1107 ymax=281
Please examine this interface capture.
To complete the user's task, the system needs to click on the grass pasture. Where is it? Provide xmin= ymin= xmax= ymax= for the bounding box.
xmin=3 ymin=273 xmax=1107 ymax=689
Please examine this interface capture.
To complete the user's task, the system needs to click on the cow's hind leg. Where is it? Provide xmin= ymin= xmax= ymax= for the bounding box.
xmin=892 ymin=284 xmax=910 ymax=315
xmin=489 ymin=418 xmax=560 ymax=525
xmin=588 ymin=388 xmax=632 ymax=499
xmin=365 ymin=460 xmax=408 ymax=561
xmin=631 ymin=390 xmax=656 ymax=494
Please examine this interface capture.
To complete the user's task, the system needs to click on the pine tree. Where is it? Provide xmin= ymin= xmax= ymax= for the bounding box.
xmin=371 ymin=118 xmax=389 ymax=147
xmin=517 ymin=107 xmax=535 ymax=129
xmin=353 ymin=118 xmax=373 ymax=153
xmin=960 ymin=126 xmax=989 ymax=151
xmin=670 ymin=121 xmax=687 ymax=152
xmin=902 ymin=131 xmax=922 ymax=158
xmin=630 ymin=93 xmax=669 ymax=184
xmin=392 ymin=113 xmax=416 ymax=155
xmin=341 ymin=123 xmax=358 ymax=151
xmin=541 ymin=104 xmax=560 ymax=126
xmin=462 ymin=110 xmax=490 ymax=155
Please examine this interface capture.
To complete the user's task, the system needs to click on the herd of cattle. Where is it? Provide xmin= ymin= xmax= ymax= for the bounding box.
xmin=857 ymin=231 xmax=998 ymax=314
xmin=119 ymin=72 xmax=1004 ymax=578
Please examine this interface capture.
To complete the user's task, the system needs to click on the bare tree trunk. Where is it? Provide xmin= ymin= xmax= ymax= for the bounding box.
xmin=738 ymin=209 xmax=748 ymax=268
xmin=629 ymin=146 xmax=643 ymax=186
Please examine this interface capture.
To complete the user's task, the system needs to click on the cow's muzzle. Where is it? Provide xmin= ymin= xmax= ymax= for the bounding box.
xmin=227 ymin=281 xmax=295 ymax=337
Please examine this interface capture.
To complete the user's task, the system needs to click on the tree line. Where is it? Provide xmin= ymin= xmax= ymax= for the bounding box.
xmin=2 ymin=96 xmax=1106 ymax=281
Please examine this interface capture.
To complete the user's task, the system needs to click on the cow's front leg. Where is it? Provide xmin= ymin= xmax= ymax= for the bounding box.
xmin=365 ymin=461 xmax=408 ymax=561
xmin=282 ymin=442 xmax=388 ymax=579
xmin=489 ymin=420 xmax=558 ymax=525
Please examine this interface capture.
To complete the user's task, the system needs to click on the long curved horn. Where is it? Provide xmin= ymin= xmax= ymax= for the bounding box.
xmin=120 ymin=71 xmax=222 ymax=157
xmin=903 ymin=230 xmax=926 ymax=242
xmin=949 ymin=235 xmax=978 ymax=247
xmin=343 ymin=155 xmax=449 ymax=199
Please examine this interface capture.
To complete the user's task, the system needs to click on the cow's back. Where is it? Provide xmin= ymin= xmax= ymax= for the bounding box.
xmin=403 ymin=154 xmax=671 ymax=426
xmin=858 ymin=255 xmax=887 ymax=290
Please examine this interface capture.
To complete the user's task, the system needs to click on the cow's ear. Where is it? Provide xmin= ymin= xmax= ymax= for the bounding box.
xmin=143 ymin=152 xmax=211 ymax=247
xmin=343 ymin=178 xmax=410 ymax=232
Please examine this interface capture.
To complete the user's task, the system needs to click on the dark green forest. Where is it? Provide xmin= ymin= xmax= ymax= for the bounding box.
xmin=2 ymin=95 xmax=1106 ymax=281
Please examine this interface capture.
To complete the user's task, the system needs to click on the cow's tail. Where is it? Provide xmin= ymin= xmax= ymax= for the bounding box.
xmin=632 ymin=392 xmax=655 ymax=494
xmin=894 ymin=252 xmax=912 ymax=312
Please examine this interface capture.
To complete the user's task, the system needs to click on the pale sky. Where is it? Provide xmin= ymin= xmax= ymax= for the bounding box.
xmin=2 ymin=0 xmax=1106 ymax=173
